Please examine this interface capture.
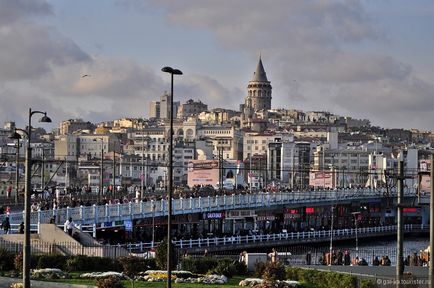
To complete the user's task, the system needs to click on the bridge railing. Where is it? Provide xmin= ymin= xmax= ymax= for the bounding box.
xmin=121 ymin=224 xmax=425 ymax=253
xmin=0 ymin=188 xmax=416 ymax=225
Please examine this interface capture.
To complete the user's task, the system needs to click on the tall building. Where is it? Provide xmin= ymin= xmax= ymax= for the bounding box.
xmin=149 ymin=92 xmax=180 ymax=120
xmin=241 ymin=56 xmax=272 ymax=130
xmin=149 ymin=101 xmax=160 ymax=118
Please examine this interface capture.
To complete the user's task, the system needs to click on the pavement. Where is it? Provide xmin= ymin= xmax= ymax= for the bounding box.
xmin=0 ymin=277 xmax=95 ymax=288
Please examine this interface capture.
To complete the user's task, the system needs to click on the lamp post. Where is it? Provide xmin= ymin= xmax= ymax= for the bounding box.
xmin=329 ymin=205 xmax=334 ymax=266
xmin=14 ymin=138 xmax=20 ymax=205
xmin=152 ymin=202 xmax=156 ymax=247
xmin=161 ymin=66 xmax=182 ymax=288
xmin=93 ymin=138 xmax=104 ymax=203
xmin=10 ymin=108 xmax=51 ymax=288
xmin=141 ymin=132 xmax=145 ymax=199
xmin=351 ymin=212 xmax=361 ymax=256
xmin=99 ymin=138 xmax=104 ymax=203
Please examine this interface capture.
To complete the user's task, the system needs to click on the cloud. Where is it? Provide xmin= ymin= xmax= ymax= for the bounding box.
xmin=148 ymin=0 xmax=433 ymax=130
xmin=0 ymin=0 xmax=52 ymax=25
xmin=1 ymin=0 xmax=433 ymax=131
xmin=176 ymin=75 xmax=243 ymax=110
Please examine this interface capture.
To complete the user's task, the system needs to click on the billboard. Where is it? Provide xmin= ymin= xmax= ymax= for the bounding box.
xmin=187 ymin=160 xmax=219 ymax=187
xmin=309 ymin=172 xmax=335 ymax=188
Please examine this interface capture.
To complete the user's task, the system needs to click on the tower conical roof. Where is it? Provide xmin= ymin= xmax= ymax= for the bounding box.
xmin=251 ymin=56 xmax=268 ymax=82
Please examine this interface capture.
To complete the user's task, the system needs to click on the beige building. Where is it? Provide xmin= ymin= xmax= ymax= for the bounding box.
xmin=59 ymin=119 xmax=94 ymax=135
xmin=177 ymin=99 xmax=208 ymax=119
xmin=243 ymin=132 xmax=294 ymax=160
xmin=54 ymin=134 xmax=121 ymax=161
xmin=197 ymin=125 xmax=243 ymax=160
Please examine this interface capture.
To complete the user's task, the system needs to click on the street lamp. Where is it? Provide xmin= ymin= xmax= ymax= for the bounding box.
xmin=93 ymin=138 xmax=104 ymax=203
xmin=15 ymin=139 xmax=20 ymax=205
xmin=351 ymin=211 xmax=361 ymax=256
xmin=161 ymin=66 xmax=182 ymax=288
xmin=329 ymin=205 xmax=334 ymax=266
xmin=9 ymin=108 xmax=51 ymax=288
xmin=152 ymin=201 xmax=156 ymax=247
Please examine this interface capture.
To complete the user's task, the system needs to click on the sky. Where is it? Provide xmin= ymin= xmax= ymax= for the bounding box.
xmin=0 ymin=0 xmax=433 ymax=131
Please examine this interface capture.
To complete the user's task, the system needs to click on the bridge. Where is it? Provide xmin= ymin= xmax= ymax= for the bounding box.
xmin=0 ymin=188 xmax=418 ymax=227
xmin=123 ymin=224 xmax=428 ymax=253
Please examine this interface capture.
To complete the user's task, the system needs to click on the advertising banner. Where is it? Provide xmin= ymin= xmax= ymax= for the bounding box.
xmin=187 ymin=160 xmax=219 ymax=187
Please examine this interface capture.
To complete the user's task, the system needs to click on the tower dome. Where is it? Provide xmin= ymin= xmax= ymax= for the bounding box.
xmin=245 ymin=55 xmax=272 ymax=111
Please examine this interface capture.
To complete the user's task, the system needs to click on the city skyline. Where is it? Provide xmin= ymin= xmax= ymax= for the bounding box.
xmin=0 ymin=0 xmax=433 ymax=131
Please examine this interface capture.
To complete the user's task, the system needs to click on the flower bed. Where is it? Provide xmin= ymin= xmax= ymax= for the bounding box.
xmin=32 ymin=268 xmax=70 ymax=280
xmin=136 ymin=270 xmax=228 ymax=284
xmin=80 ymin=271 xmax=128 ymax=280
xmin=239 ymin=278 xmax=303 ymax=288
xmin=175 ymin=274 xmax=228 ymax=284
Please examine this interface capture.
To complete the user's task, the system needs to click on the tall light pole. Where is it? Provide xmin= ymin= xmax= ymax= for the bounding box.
xmin=9 ymin=108 xmax=51 ymax=288
xmin=100 ymin=138 xmax=104 ymax=203
xmin=351 ymin=211 xmax=361 ymax=256
xmin=14 ymin=138 xmax=20 ymax=205
xmin=329 ymin=205 xmax=334 ymax=266
xmin=152 ymin=202 xmax=156 ymax=247
xmin=161 ymin=66 xmax=182 ymax=288
xmin=94 ymin=138 xmax=104 ymax=203
xmin=140 ymin=132 xmax=145 ymax=200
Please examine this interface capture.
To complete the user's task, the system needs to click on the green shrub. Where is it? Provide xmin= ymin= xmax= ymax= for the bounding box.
xmin=36 ymin=254 xmax=68 ymax=270
xmin=96 ymin=276 xmax=124 ymax=288
xmin=117 ymin=256 xmax=156 ymax=276
xmin=285 ymin=267 xmax=371 ymax=288
xmin=181 ymin=257 xmax=219 ymax=274
xmin=0 ymin=248 xmax=15 ymax=271
xmin=360 ymin=279 xmax=377 ymax=288
xmin=208 ymin=259 xmax=237 ymax=277
xmin=253 ymin=261 xmax=267 ymax=278
xmin=232 ymin=260 xmax=248 ymax=275
xmin=14 ymin=253 xmax=23 ymax=272
xmin=262 ymin=261 xmax=286 ymax=282
xmin=65 ymin=255 xmax=121 ymax=272
xmin=155 ymin=238 xmax=177 ymax=270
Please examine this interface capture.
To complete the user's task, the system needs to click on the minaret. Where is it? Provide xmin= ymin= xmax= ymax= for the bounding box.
xmin=246 ymin=55 xmax=272 ymax=111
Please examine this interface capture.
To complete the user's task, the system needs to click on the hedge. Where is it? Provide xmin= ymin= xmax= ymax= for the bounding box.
xmin=286 ymin=267 xmax=376 ymax=288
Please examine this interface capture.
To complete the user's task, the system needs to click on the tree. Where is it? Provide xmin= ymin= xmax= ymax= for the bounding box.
xmin=155 ymin=238 xmax=178 ymax=270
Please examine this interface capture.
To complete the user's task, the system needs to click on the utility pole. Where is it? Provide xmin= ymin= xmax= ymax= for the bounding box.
xmin=430 ymin=154 xmax=434 ymax=286
xmin=219 ymin=146 xmax=223 ymax=193
xmin=113 ymin=150 xmax=116 ymax=199
xmin=396 ymin=160 xmax=404 ymax=287
xmin=329 ymin=205 xmax=334 ymax=266
xmin=140 ymin=132 xmax=144 ymax=200
xmin=41 ymin=148 xmax=45 ymax=190
xmin=15 ymin=138 xmax=20 ymax=205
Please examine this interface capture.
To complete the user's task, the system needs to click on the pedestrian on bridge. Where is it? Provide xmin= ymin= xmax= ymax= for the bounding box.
xmin=64 ymin=217 xmax=75 ymax=236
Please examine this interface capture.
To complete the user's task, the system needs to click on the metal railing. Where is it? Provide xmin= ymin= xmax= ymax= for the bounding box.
xmin=122 ymin=224 xmax=426 ymax=253
xmin=0 ymin=224 xmax=426 ymax=259
xmin=0 ymin=188 xmax=417 ymax=226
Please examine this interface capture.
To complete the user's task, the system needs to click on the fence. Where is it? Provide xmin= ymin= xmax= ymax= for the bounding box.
xmin=115 ymin=224 xmax=427 ymax=253
xmin=0 ymin=239 xmax=129 ymax=259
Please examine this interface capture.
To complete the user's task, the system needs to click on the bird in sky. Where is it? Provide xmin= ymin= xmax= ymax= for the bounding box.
xmin=81 ymin=74 xmax=91 ymax=78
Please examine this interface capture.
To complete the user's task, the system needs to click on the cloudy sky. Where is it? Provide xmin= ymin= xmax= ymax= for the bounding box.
xmin=1 ymin=0 xmax=433 ymax=131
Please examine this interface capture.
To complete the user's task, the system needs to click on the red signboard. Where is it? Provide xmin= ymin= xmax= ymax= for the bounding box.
xmin=403 ymin=208 xmax=417 ymax=213
xmin=305 ymin=207 xmax=315 ymax=214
